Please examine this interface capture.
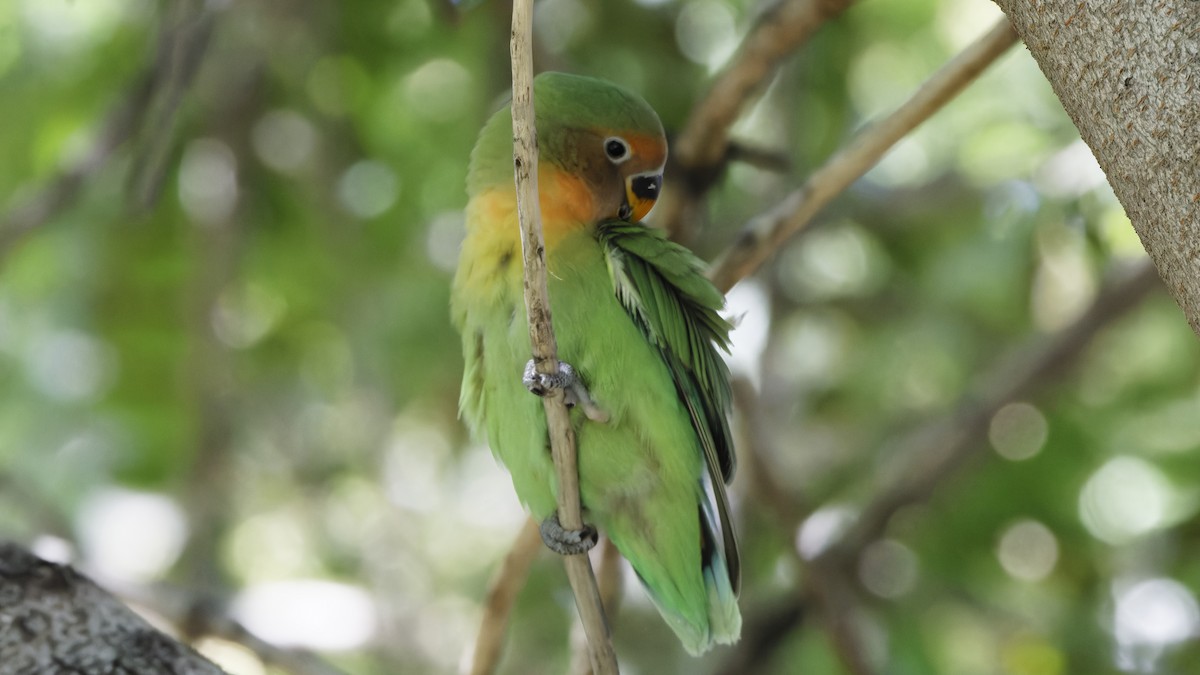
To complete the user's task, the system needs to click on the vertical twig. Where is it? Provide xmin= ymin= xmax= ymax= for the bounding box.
xmin=469 ymin=518 xmax=542 ymax=675
xmin=508 ymin=2 xmax=619 ymax=674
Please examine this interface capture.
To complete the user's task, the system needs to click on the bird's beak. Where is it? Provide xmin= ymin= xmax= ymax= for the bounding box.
xmin=623 ymin=172 xmax=662 ymax=222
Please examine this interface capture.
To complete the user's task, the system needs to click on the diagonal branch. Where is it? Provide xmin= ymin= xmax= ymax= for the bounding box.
xmin=822 ymin=260 xmax=1162 ymax=561
xmin=719 ymin=261 xmax=1161 ymax=672
xmin=508 ymin=2 xmax=618 ymax=674
xmin=675 ymin=0 xmax=856 ymax=171
xmin=662 ymin=0 xmax=857 ymax=239
xmin=708 ymin=18 xmax=1019 ymax=293
xmin=0 ymin=1 xmax=214 ymax=263
xmin=469 ymin=518 xmax=542 ymax=675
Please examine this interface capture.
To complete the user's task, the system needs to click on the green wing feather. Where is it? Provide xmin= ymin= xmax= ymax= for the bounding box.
xmin=597 ymin=220 xmax=740 ymax=592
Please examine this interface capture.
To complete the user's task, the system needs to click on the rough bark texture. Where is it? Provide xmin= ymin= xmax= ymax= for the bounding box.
xmin=0 ymin=543 xmax=225 ymax=675
xmin=993 ymin=0 xmax=1200 ymax=334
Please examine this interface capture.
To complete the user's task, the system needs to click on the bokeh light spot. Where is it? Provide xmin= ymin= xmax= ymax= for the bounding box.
xmin=675 ymin=1 xmax=737 ymax=70
xmin=338 ymin=160 xmax=398 ymax=218
xmin=859 ymin=539 xmax=919 ymax=599
xmin=996 ymin=519 xmax=1058 ymax=582
xmin=179 ymin=138 xmax=238 ymax=225
xmin=212 ymin=282 xmax=287 ymax=349
xmin=534 ymin=0 xmax=591 ymax=54
xmin=234 ymin=580 xmax=377 ymax=651
xmin=989 ymin=402 xmax=1049 ymax=461
xmin=425 ymin=211 xmax=466 ymax=273
xmin=252 ymin=109 xmax=317 ymax=173
xmin=25 ymin=330 xmax=113 ymax=402
xmin=78 ymin=489 xmax=187 ymax=582
xmin=1079 ymin=456 xmax=1172 ymax=545
xmin=1113 ymin=578 xmax=1199 ymax=671
xmin=403 ymin=58 xmax=472 ymax=122
xmin=724 ymin=280 xmax=770 ymax=384
xmin=797 ymin=506 xmax=856 ymax=559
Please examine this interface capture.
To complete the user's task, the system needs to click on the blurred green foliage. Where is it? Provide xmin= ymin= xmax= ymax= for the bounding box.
xmin=1 ymin=1 xmax=1197 ymax=674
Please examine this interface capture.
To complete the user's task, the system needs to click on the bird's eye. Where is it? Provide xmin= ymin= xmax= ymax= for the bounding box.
xmin=604 ymin=137 xmax=630 ymax=163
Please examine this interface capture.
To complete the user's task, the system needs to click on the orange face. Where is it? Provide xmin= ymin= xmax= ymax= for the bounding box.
xmin=602 ymin=131 xmax=667 ymax=222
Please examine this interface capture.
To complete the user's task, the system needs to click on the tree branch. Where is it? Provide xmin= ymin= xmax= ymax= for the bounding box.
xmin=508 ymin=2 xmax=618 ymax=673
xmin=991 ymin=0 xmax=1200 ymax=336
xmin=823 ymin=260 xmax=1162 ymax=562
xmin=0 ymin=1 xmax=214 ymax=263
xmin=571 ymin=539 xmax=624 ymax=675
xmin=469 ymin=518 xmax=542 ymax=675
xmin=722 ymin=263 xmax=1160 ymax=671
xmin=708 ymin=18 xmax=1020 ymax=293
xmin=0 ymin=542 xmax=226 ymax=675
xmin=661 ymin=0 xmax=857 ymax=239
xmin=675 ymin=0 xmax=857 ymax=170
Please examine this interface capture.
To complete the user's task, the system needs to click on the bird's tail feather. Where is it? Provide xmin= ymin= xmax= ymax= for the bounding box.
xmin=636 ymin=504 xmax=741 ymax=656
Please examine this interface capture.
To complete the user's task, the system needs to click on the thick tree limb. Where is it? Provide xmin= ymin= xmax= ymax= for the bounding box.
xmin=991 ymin=0 xmax=1200 ymax=336
xmin=708 ymin=19 xmax=1020 ymax=293
xmin=508 ymin=2 xmax=618 ymax=673
xmin=0 ymin=542 xmax=225 ymax=675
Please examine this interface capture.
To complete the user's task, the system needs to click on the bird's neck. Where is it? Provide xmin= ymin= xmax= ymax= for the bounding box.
xmin=466 ymin=165 xmax=598 ymax=250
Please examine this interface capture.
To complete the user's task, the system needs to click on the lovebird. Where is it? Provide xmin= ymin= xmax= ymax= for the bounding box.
xmin=451 ymin=72 xmax=741 ymax=655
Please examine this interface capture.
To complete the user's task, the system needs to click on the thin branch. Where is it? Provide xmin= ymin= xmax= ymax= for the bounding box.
xmin=470 ymin=518 xmax=542 ymax=675
xmin=822 ymin=260 xmax=1162 ymax=561
xmin=675 ymin=0 xmax=856 ymax=170
xmin=571 ymin=539 xmax=624 ymax=675
xmin=127 ymin=0 xmax=216 ymax=210
xmin=661 ymin=0 xmax=857 ymax=238
xmin=720 ymin=261 xmax=1161 ymax=667
xmin=0 ymin=1 xmax=214 ymax=263
xmin=733 ymin=378 xmax=873 ymax=675
xmin=805 ymin=562 xmax=875 ymax=675
xmin=708 ymin=19 xmax=1020 ymax=293
xmin=594 ymin=538 xmax=624 ymax=620
xmin=508 ymin=2 xmax=618 ymax=674
xmin=732 ymin=377 xmax=808 ymax=525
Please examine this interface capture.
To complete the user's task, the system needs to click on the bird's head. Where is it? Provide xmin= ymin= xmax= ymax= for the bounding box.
xmin=531 ymin=72 xmax=667 ymax=223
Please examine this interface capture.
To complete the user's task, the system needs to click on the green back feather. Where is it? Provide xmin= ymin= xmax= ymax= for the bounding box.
xmin=597 ymin=220 xmax=740 ymax=592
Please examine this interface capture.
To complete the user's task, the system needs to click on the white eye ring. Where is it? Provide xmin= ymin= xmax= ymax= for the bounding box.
xmin=603 ymin=137 xmax=631 ymax=164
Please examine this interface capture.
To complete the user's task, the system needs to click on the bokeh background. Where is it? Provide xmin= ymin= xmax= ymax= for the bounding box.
xmin=1 ymin=0 xmax=1198 ymax=674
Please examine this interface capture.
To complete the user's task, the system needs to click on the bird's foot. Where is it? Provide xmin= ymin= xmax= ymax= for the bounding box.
xmin=539 ymin=514 xmax=598 ymax=556
xmin=523 ymin=359 xmax=610 ymax=423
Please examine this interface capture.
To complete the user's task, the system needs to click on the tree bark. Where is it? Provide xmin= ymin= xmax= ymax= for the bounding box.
xmin=992 ymin=0 xmax=1200 ymax=334
xmin=0 ymin=543 xmax=225 ymax=675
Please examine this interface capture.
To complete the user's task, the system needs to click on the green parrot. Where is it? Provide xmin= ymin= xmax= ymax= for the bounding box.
xmin=451 ymin=72 xmax=740 ymax=655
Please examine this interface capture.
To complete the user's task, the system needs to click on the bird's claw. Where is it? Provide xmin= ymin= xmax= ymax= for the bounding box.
xmin=523 ymin=359 xmax=610 ymax=423
xmin=523 ymin=359 xmax=576 ymax=396
xmin=539 ymin=514 xmax=598 ymax=556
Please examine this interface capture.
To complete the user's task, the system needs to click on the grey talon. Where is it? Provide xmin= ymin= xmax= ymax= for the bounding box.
xmin=523 ymin=359 xmax=575 ymax=396
xmin=539 ymin=514 xmax=598 ymax=556
xmin=523 ymin=359 xmax=610 ymax=423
